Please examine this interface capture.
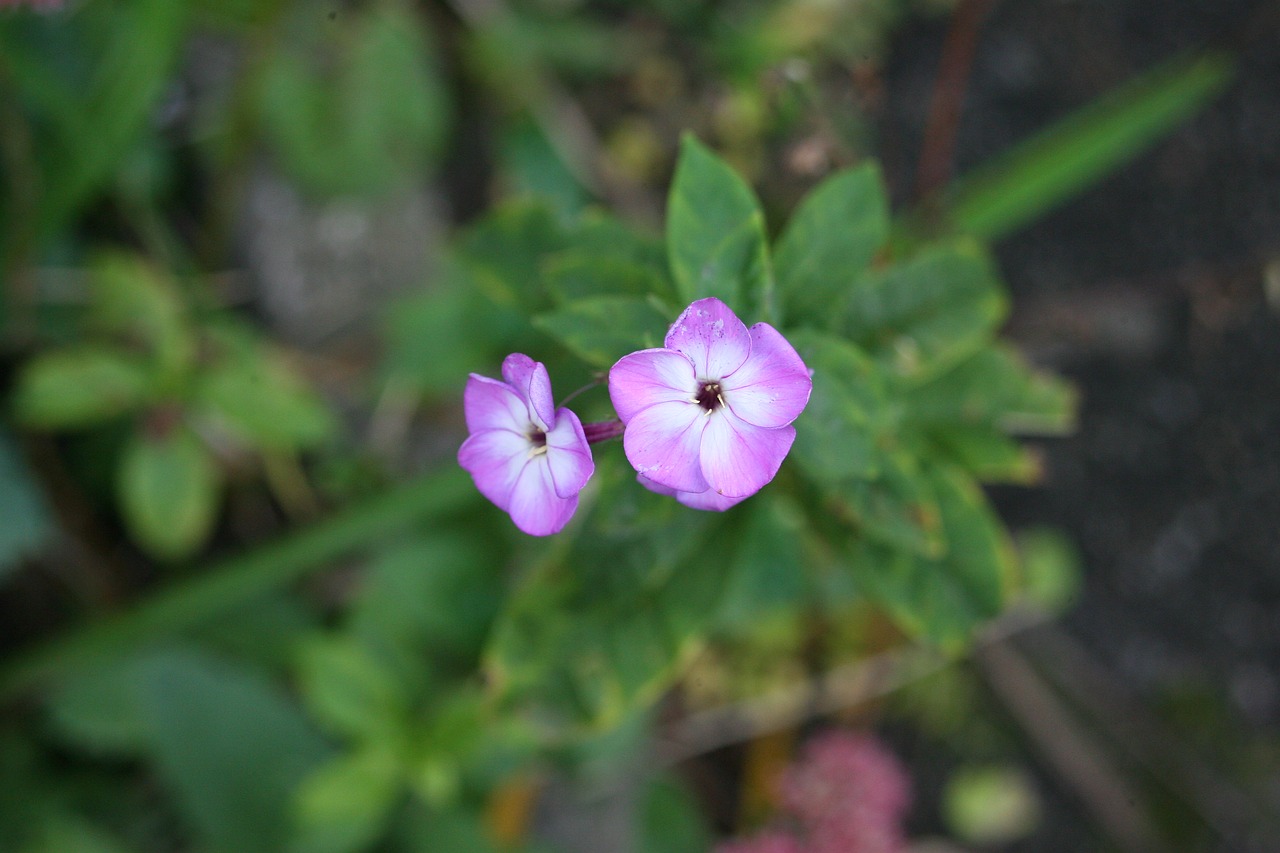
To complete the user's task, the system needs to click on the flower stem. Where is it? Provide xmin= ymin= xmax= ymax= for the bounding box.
xmin=581 ymin=419 xmax=625 ymax=444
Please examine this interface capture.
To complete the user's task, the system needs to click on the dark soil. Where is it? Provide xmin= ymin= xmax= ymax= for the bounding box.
xmin=879 ymin=1 xmax=1280 ymax=849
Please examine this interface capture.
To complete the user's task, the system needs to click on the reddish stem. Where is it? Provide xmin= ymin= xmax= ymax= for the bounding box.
xmin=581 ymin=420 xmax=625 ymax=444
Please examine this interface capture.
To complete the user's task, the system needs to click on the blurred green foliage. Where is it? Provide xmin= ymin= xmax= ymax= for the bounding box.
xmin=0 ymin=0 xmax=1234 ymax=850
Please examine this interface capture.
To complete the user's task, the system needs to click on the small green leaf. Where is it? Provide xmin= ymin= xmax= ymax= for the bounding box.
xmin=1015 ymin=527 xmax=1082 ymax=615
xmin=849 ymin=465 xmax=1012 ymax=649
xmin=456 ymin=201 xmax=569 ymax=311
xmin=834 ymin=450 xmax=944 ymax=559
xmin=789 ymin=331 xmax=888 ymax=483
xmin=193 ymin=324 xmax=336 ymax=451
xmin=291 ymin=746 xmax=403 ymax=853
xmin=928 ymin=423 xmax=1041 ymax=484
xmin=844 ymin=241 xmax=1007 ymax=381
xmin=117 ymin=425 xmax=221 ymax=561
xmin=774 ymin=163 xmax=889 ymax=328
xmin=667 ymin=134 xmax=773 ymax=318
xmin=543 ymin=254 xmax=667 ymax=303
xmin=944 ymin=765 xmax=1041 ymax=844
xmin=135 ymin=649 xmax=332 ymax=853
xmin=903 ymin=344 xmax=1077 ymax=436
xmin=534 ymin=296 xmax=671 ymax=368
xmin=12 ymin=348 xmax=153 ymax=429
xmin=295 ymin=636 xmax=408 ymax=742
xmin=90 ymin=252 xmax=193 ymax=381
xmin=718 ymin=494 xmax=808 ymax=628
xmin=257 ymin=5 xmax=451 ymax=198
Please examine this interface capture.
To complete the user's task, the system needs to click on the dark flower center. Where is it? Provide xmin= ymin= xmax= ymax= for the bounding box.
xmin=528 ymin=426 xmax=548 ymax=452
xmin=695 ymin=381 xmax=724 ymax=413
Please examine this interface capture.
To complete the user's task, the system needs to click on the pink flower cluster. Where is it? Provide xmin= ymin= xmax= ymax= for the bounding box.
xmin=458 ymin=298 xmax=811 ymax=535
xmin=717 ymin=731 xmax=912 ymax=853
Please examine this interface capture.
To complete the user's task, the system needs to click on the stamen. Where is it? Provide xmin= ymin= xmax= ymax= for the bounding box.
xmin=695 ymin=381 xmax=723 ymax=413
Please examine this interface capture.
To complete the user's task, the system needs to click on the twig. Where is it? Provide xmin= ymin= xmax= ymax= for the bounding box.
xmin=914 ymin=0 xmax=998 ymax=205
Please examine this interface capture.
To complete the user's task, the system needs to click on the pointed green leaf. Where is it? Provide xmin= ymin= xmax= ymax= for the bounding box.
xmin=135 ymin=650 xmax=332 ymax=853
xmin=667 ymin=135 xmax=773 ymax=318
xmin=789 ymin=331 xmax=889 ymax=483
xmin=12 ymin=348 xmax=153 ymax=429
xmin=117 ymin=425 xmax=221 ymax=561
xmin=291 ymin=746 xmax=402 ymax=853
xmin=843 ymin=241 xmax=1007 ymax=381
xmin=774 ymin=163 xmax=889 ymax=327
xmin=534 ymin=296 xmax=671 ymax=368
xmin=849 ymin=465 xmax=1012 ymax=649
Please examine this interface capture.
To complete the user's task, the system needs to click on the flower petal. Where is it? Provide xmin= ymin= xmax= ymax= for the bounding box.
xmin=463 ymin=375 xmax=529 ymax=434
xmin=622 ymin=400 xmax=711 ymax=493
xmin=664 ymin=297 xmax=751 ymax=379
xmin=501 ymin=353 xmax=555 ymax=430
xmin=700 ymin=410 xmax=796 ymax=498
xmin=637 ymin=474 xmax=747 ymax=511
xmin=608 ymin=348 xmax=698 ymax=423
xmin=544 ymin=407 xmax=594 ymax=498
xmin=508 ymin=457 xmax=578 ymax=535
xmin=721 ymin=323 xmax=813 ymax=428
xmin=457 ymin=428 xmax=530 ymax=509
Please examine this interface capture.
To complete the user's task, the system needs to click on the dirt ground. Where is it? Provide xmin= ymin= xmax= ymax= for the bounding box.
xmin=878 ymin=1 xmax=1280 ymax=848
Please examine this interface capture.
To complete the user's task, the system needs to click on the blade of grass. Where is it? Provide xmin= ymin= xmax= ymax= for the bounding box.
xmin=905 ymin=51 xmax=1234 ymax=244
xmin=0 ymin=465 xmax=476 ymax=701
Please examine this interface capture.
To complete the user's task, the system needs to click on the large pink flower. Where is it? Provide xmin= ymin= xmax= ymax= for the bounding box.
xmin=458 ymin=354 xmax=593 ymax=535
xmin=608 ymin=298 xmax=812 ymax=507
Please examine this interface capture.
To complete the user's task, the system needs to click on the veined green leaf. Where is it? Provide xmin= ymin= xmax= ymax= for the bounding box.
xmin=117 ymin=425 xmax=221 ymax=561
xmin=534 ymin=296 xmax=671 ymax=368
xmin=667 ymin=134 xmax=773 ymax=319
xmin=774 ymin=163 xmax=889 ymax=328
xmin=843 ymin=241 xmax=1007 ymax=381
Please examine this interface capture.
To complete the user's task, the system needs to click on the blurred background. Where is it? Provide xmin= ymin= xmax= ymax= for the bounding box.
xmin=1 ymin=0 xmax=1278 ymax=851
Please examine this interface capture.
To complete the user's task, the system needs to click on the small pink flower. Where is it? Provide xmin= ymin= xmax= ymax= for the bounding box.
xmin=608 ymin=298 xmax=811 ymax=507
xmin=458 ymin=354 xmax=593 ymax=535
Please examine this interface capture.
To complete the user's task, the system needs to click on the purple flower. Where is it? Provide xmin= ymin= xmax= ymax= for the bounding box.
xmin=608 ymin=298 xmax=812 ymax=507
xmin=458 ymin=354 xmax=593 ymax=535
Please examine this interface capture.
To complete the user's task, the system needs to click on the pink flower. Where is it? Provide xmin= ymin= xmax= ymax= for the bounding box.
xmin=458 ymin=354 xmax=593 ymax=535
xmin=778 ymin=732 xmax=912 ymax=853
xmin=608 ymin=298 xmax=811 ymax=508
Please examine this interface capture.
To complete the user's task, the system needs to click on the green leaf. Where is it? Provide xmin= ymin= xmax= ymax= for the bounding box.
xmin=843 ymin=241 xmax=1007 ymax=381
xmin=0 ymin=428 xmax=51 ymax=581
xmin=849 ymin=465 xmax=1012 ymax=649
xmin=1015 ymin=527 xmax=1082 ymax=616
xmin=774 ymin=163 xmax=889 ymax=328
xmin=637 ymin=776 xmax=712 ymax=853
xmin=350 ymin=534 xmax=505 ymax=681
xmin=456 ymin=202 xmax=570 ymax=311
xmin=117 ymin=425 xmax=221 ymax=561
xmin=928 ymin=424 xmax=1041 ymax=484
xmin=135 ymin=649 xmax=332 ymax=853
xmin=938 ymin=52 xmax=1234 ymax=241
xmin=193 ymin=324 xmax=336 ymax=451
xmin=291 ymin=746 xmax=403 ymax=853
xmin=296 ymin=635 xmax=408 ymax=743
xmin=257 ymin=5 xmax=451 ymax=198
xmin=789 ymin=331 xmax=889 ymax=484
xmin=717 ymin=494 xmax=808 ymax=628
xmin=903 ymin=344 xmax=1077 ymax=436
xmin=534 ymin=296 xmax=671 ymax=368
xmin=6 ymin=0 xmax=190 ymax=250
xmin=543 ymin=254 xmax=667 ymax=304
xmin=89 ymin=252 xmax=193 ymax=383
xmin=943 ymin=765 xmax=1041 ymax=844
xmin=666 ymin=135 xmax=773 ymax=318
xmin=11 ymin=348 xmax=153 ymax=429
xmin=832 ymin=450 xmax=944 ymax=559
